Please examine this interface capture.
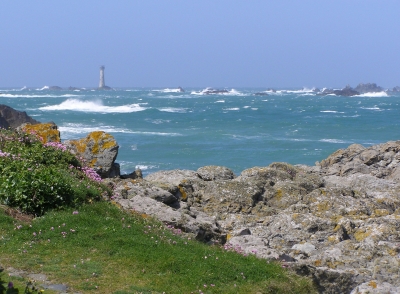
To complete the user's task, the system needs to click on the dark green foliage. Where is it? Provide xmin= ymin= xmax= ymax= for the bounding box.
xmin=0 ymin=128 xmax=111 ymax=216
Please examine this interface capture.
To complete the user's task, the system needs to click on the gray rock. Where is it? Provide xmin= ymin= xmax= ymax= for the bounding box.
xmin=64 ymin=131 xmax=119 ymax=178
xmin=197 ymin=165 xmax=236 ymax=181
xmin=0 ymin=104 xmax=40 ymax=129
xmin=109 ymin=142 xmax=400 ymax=293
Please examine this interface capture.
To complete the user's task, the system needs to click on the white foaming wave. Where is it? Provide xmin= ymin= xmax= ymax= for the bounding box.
xmin=361 ymin=106 xmax=381 ymax=111
xmin=223 ymin=107 xmax=240 ymax=111
xmin=39 ymin=99 xmax=147 ymax=113
xmin=319 ymin=139 xmax=352 ymax=144
xmin=215 ymin=100 xmax=225 ymax=103
xmin=153 ymin=88 xmax=184 ymax=93
xmin=243 ymin=106 xmax=251 ymax=108
xmin=285 ymin=88 xmax=316 ymax=94
xmin=135 ymin=164 xmax=159 ymax=171
xmin=0 ymin=93 xmax=81 ymax=98
xmin=37 ymin=86 xmax=49 ymax=90
xmin=157 ymin=107 xmax=187 ymax=113
xmin=59 ymin=124 xmax=127 ymax=135
xmin=251 ymin=108 xmax=258 ymax=110
xmin=60 ymin=124 xmax=182 ymax=137
xmin=152 ymin=119 xmax=171 ymax=124
xmin=356 ymin=91 xmax=388 ymax=97
xmin=191 ymin=88 xmax=243 ymax=96
xmin=320 ymin=110 xmax=345 ymax=113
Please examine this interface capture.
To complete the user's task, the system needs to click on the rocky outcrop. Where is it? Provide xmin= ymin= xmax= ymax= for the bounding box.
xmin=49 ymin=86 xmax=62 ymax=90
xmin=110 ymin=143 xmax=400 ymax=293
xmin=64 ymin=131 xmax=119 ymax=178
xmin=0 ymin=104 xmax=40 ymax=129
xmin=18 ymin=122 xmax=61 ymax=143
xmin=320 ymin=86 xmax=360 ymax=97
xmin=354 ymin=83 xmax=384 ymax=94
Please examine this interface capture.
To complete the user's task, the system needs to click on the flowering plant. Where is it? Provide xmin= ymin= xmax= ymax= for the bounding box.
xmin=0 ymin=128 xmax=111 ymax=215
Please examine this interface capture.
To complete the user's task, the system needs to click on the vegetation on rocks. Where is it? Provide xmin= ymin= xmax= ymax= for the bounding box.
xmin=0 ymin=128 xmax=111 ymax=216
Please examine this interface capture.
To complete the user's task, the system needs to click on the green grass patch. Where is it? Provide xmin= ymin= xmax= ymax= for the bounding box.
xmin=0 ymin=202 xmax=317 ymax=293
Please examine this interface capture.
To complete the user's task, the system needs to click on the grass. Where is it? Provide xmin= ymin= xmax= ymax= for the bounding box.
xmin=0 ymin=202 xmax=318 ymax=294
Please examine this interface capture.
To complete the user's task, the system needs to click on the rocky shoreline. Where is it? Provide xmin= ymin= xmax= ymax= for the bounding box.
xmin=1 ymin=105 xmax=400 ymax=294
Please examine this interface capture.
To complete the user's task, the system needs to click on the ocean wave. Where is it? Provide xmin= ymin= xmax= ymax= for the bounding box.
xmin=360 ymin=106 xmax=381 ymax=111
xmin=319 ymin=139 xmax=352 ymax=144
xmin=37 ymin=86 xmax=49 ymax=90
xmin=215 ymin=100 xmax=225 ymax=103
xmin=223 ymin=108 xmax=240 ymax=111
xmin=153 ymin=88 xmax=184 ymax=93
xmin=191 ymin=88 xmax=243 ymax=96
xmin=59 ymin=123 xmax=182 ymax=137
xmin=135 ymin=164 xmax=159 ymax=171
xmin=39 ymin=99 xmax=147 ymax=113
xmin=0 ymin=93 xmax=80 ymax=98
xmin=356 ymin=92 xmax=388 ymax=97
xmin=320 ymin=110 xmax=345 ymax=113
xmin=157 ymin=107 xmax=188 ymax=113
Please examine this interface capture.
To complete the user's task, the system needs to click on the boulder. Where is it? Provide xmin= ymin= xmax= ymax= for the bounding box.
xmin=64 ymin=131 xmax=119 ymax=178
xmin=0 ymin=104 xmax=40 ymax=129
xmin=196 ymin=165 xmax=236 ymax=181
xmin=18 ymin=122 xmax=61 ymax=143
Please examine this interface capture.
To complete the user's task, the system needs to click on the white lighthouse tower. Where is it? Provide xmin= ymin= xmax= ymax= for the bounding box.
xmin=99 ymin=66 xmax=105 ymax=88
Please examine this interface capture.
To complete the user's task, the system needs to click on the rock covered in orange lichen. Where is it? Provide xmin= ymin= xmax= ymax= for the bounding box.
xmin=64 ymin=131 xmax=119 ymax=178
xmin=19 ymin=122 xmax=61 ymax=143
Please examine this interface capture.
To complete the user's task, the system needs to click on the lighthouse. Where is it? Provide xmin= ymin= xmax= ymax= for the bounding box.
xmin=98 ymin=66 xmax=111 ymax=90
xmin=99 ymin=66 xmax=105 ymax=88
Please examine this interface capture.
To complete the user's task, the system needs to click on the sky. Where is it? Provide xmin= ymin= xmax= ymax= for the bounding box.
xmin=1 ymin=1 xmax=399 ymax=89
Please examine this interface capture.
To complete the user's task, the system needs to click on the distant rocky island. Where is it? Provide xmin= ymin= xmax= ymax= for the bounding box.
xmin=317 ymin=83 xmax=389 ymax=97
xmin=32 ymin=83 xmax=400 ymax=97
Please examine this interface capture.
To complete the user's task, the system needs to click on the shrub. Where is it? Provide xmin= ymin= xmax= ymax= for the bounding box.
xmin=0 ymin=128 xmax=111 ymax=215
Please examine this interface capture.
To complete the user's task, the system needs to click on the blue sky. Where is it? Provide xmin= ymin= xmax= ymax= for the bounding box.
xmin=1 ymin=1 xmax=399 ymax=88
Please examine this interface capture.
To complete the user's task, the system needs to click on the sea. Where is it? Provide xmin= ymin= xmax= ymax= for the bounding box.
xmin=1 ymin=87 xmax=399 ymax=176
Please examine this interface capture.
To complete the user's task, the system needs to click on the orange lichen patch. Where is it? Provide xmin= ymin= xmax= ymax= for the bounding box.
xmin=22 ymin=123 xmax=60 ymax=143
xmin=69 ymin=139 xmax=87 ymax=153
xmin=89 ymin=158 xmax=97 ymax=167
xmin=178 ymin=185 xmax=188 ymax=201
xmin=140 ymin=213 xmax=150 ymax=219
xmin=226 ymin=233 xmax=232 ymax=241
xmin=275 ymin=189 xmax=283 ymax=199
xmin=291 ymin=213 xmax=299 ymax=220
xmin=88 ymin=131 xmax=117 ymax=155
xmin=314 ymin=260 xmax=322 ymax=266
xmin=388 ymin=248 xmax=398 ymax=256
xmin=328 ymin=235 xmax=339 ymax=243
xmin=374 ymin=209 xmax=389 ymax=217
xmin=368 ymin=281 xmax=377 ymax=289
xmin=354 ymin=229 xmax=372 ymax=241
xmin=317 ymin=201 xmax=330 ymax=212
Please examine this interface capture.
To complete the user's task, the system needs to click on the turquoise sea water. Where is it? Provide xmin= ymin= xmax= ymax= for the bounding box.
xmin=1 ymin=87 xmax=399 ymax=176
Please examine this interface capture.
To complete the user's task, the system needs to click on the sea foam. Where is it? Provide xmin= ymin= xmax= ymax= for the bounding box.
xmin=39 ymin=99 xmax=147 ymax=113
